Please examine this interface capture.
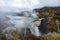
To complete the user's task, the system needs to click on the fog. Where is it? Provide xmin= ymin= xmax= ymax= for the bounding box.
xmin=0 ymin=0 xmax=60 ymax=33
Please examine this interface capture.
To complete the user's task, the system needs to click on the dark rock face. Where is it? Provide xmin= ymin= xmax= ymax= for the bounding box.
xmin=38 ymin=18 xmax=48 ymax=34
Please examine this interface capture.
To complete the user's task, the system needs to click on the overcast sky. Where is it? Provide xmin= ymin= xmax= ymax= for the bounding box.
xmin=0 ymin=0 xmax=60 ymax=12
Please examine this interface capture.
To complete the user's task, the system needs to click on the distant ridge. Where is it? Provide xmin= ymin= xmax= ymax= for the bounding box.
xmin=34 ymin=6 xmax=60 ymax=12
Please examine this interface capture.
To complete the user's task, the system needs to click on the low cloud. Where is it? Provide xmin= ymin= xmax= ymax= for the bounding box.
xmin=0 ymin=0 xmax=60 ymax=12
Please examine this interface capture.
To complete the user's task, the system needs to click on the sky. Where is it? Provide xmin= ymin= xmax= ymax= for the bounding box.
xmin=0 ymin=0 xmax=60 ymax=12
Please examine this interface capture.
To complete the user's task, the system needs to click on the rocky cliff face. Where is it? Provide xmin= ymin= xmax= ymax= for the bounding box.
xmin=34 ymin=7 xmax=60 ymax=32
